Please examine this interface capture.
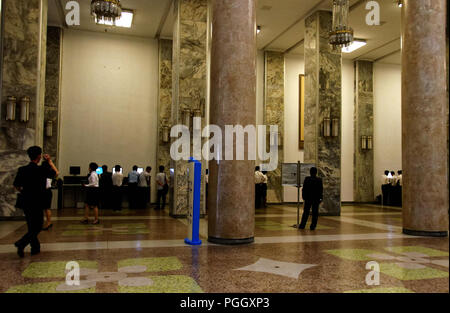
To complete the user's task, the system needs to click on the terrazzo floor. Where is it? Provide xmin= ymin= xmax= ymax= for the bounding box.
xmin=0 ymin=204 xmax=447 ymax=293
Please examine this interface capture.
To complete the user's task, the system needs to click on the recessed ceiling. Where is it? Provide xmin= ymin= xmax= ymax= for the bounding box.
xmin=48 ymin=0 xmax=402 ymax=64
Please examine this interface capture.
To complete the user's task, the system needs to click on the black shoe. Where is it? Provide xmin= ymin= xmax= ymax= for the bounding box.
xmin=14 ymin=243 xmax=24 ymax=258
xmin=31 ymin=250 xmax=40 ymax=256
xmin=42 ymin=224 xmax=53 ymax=231
xmin=310 ymin=227 xmax=316 ymax=231
xmin=298 ymin=225 xmax=305 ymax=230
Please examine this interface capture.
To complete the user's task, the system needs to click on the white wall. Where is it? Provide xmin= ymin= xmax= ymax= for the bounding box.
xmin=283 ymin=54 xmax=305 ymax=202
xmin=341 ymin=59 xmax=355 ymax=202
xmin=59 ymin=30 xmax=159 ymax=201
xmin=373 ymin=62 xmax=402 ymax=196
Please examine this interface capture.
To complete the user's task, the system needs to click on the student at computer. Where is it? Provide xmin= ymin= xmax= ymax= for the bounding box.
xmin=138 ymin=166 xmax=152 ymax=209
xmin=99 ymin=165 xmax=113 ymax=210
xmin=128 ymin=165 xmax=139 ymax=209
xmin=112 ymin=165 xmax=124 ymax=211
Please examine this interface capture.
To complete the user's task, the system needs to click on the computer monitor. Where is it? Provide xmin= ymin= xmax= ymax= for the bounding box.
xmin=96 ymin=167 xmax=103 ymax=175
xmin=70 ymin=166 xmax=81 ymax=175
xmin=137 ymin=168 xmax=144 ymax=174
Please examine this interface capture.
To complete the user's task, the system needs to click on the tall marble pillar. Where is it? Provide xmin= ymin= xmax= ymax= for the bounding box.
xmin=208 ymin=0 xmax=256 ymax=244
xmin=401 ymin=0 xmax=449 ymax=237
xmin=353 ymin=60 xmax=374 ymax=202
xmin=264 ymin=51 xmax=284 ymax=204
xmin=43 ymin=26 xmax=62 ymax=166
xmin=0 ymin=0 xmax=48 ymax=217
xmin=157 ymin=39 xmax=173 ymax=202
xmin=171 ymin=0 xmax=207 ymax=217
xmin=304 ymin=11 xmax=342 ymax=216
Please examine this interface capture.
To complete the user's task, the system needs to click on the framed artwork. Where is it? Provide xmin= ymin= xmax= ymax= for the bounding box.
xmin=299 ymin=74 xmax=305 ymax=150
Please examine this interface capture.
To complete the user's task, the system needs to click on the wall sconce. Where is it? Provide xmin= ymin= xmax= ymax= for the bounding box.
xmin=45 ymin=121 xmax=53 ymax=137
xmin=323 ymin=117 xmax=331 ymax=137
xmin=162 ymin=125 xmax=170 ymax=143
xmin=361 ymin=135 xmax=368 ymax=150
xmin=19 ymin=96 xmax=30 ymax=123
xmin=361 ymin=135 xmax=373 ymax=150
xmin=182 ymin=108 xmax=191 ymax=129
xmin=6 ymin=96 xmax=16 ymax=121
xmin=331 ymin=118 xmax=339 ymax=137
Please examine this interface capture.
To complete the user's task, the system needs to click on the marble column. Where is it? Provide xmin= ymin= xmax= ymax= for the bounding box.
xmin=353 ymin=60 xmax=374 ymax=202
xmin=208 ymin=0 xmax=256 ymax=244
xmin=401 ymin=0 xmax=449 ymax=237
xmin=304 ymin=11 xmax=342 ymax=216
xmin=157 ymin=39 xmax=173 ymax=203
xmin=0 ymin=0 xmax=48 ymax=217
xmin=43 ymin=26 xmax=62 ymax=166
xmin=264 ymin=51 xmax=284 ymax=204
xmin=170 ymin=0 xmax=207 ymax=217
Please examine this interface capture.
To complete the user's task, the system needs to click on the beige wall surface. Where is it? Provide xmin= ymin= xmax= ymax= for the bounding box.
xmin=59 ymin=30 xmax=159 ymax=201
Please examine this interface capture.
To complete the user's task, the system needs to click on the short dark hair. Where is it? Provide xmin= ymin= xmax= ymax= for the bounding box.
xmin=27 ymin=146 xmax=42 ymax=161
xmin=102 ymin=165 xmax=108 ymax=172
xmin=255 ymin=166 xmax=260 ymax=171
xmin=133 ymin=165 xmax=138 ymax=171
xmin=159 ymin=165 xmax=165 ymax=172
xmin=115 ymin=165 xmax=121 ymax=172
xmin=310 ymin=167 xmax=318 ymax=176
xmin=398 ymin=170 xmax=402 ymax=175
xmin=384 ymin=170 xmax=390 ymax=175
xmin=146 ymin=166 xmax=152 ymax=172
xmin=390 ymin=171 xmax=395 ymax=175
xmin=89 ymin=162 xmax=99 ymax=172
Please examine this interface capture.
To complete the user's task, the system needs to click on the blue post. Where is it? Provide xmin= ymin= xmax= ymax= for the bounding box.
xmin=185 ymin=157 xmax=202 ymax=245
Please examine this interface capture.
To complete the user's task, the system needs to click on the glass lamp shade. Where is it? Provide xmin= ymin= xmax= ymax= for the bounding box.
xmin=367 ymin=136 xmax=373 ymax=150
xmin=323 ymin=117 xmax=331 ymax=137
xmin=6 ymin=96 xmax=16 ymax=121
xmin=331 ymin=118 xmax=339 ymax=137
xmin=20 ymin=97 xmax=30 ymax=122
xmin=46 ymin=121 xmax=53 ymax=137
xmin=162 ymin=126 xmax=170 ymax=143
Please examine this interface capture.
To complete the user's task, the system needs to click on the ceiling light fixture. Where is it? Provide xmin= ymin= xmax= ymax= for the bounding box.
xmin=329 ymin=0 xmax=353 ymax=49
xmin=91 ymin=0 xmax=122 ymax=25
xmin=342 ymin=39 xmax=367 ymax=53
xmin=96 ymin=9 xmax=134 ymax=28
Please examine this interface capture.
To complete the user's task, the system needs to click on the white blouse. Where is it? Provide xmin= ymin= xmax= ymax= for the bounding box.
xmin=86 ymin=171 xmax=99 ymax=188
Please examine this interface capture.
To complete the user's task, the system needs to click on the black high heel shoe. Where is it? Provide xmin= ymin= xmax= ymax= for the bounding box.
xmin=42 ymin=223 xmax=53 ymax=231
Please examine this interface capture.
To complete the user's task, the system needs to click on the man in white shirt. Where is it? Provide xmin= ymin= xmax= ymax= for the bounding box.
xmin=254 ymin=166 xmax=265 ymax=208
xmin=138 ymin=166 xmax=152 ymax=208
xmin=112 ymin=165 xmax=124 ymax=211
xmin=156 ymin=166 xmax=168 ymax=210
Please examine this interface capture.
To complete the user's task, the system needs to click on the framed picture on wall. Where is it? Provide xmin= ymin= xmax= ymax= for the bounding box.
xmin=299 ymin=74 xmax=305 ymax=150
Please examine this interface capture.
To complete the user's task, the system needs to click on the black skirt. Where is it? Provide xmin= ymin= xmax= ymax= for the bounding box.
xmin=42 ymin=189 xmax=53 ymax=210
xmin=85 ymin=188 xmax=100 ymax=206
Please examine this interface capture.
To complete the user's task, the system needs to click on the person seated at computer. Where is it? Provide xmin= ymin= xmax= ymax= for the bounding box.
xmin=138 ymin=166 xmax=152 ymax=209
xmin=381 ymin=170 xmax=390 ymax=205
xmin=81 ymin=162 xmax=100 ymax=225
xmin=396 ymin=170 xmax=402 ymax=187
xmin=254 ymin=166 xmax=265 ymax=209
xmin=112 ymin=165 xmax=123 ymax=211
xmin=128 ymin=165 xmax=139 ymax=209
xmin=99 ymin=165 xmax=113 ymax=210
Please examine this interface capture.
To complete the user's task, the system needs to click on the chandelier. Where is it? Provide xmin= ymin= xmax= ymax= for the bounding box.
xmin=329 ymin=0 xmax=353 ymax=49
xmin=91 ymin=0 xmax=122 ymax=24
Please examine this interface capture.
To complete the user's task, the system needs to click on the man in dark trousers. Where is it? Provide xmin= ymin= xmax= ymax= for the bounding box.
xmin=99 ymin=165 xmax=113 ymax=210
xmin=299 ymin=167 xmax=323 ymax=231
xmin=13 ymin=146 xmax=57 ymax=258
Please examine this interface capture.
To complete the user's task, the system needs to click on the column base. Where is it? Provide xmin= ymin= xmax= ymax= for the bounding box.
xmin=208 ymin=236 xmax=254 ymax=245
xmin=403 ymin=228 xmax=448 ymax=237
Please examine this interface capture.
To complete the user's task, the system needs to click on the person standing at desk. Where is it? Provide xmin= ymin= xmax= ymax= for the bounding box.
xmin=156 ymin=166 xmax=169 ymax=211
xmin=254 ymin=166 xmax=265 ymax=209
xmin=128 ymin=166 xmax=139 ymax=209
xmin=81 ymin=163 xmax=100 ymax=225
xmin=112 ymin=165 xmax=124 ymax=211
xmin=138 ymin=166 xmax=152 ymax=208
xmin=99 ymin=165 xmax=113 ymax=210
xmin=381 ymin=170 xmax=390 ymax=205
xmin=13 ymin=147 xmax=58 ymax=258
xmin=299 ymin=167 xmax=323 ymax=231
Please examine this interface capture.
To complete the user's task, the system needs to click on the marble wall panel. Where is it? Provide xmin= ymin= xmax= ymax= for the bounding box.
xmin=353 ymin=60 xmax=374 ymax=202
xmin=0 ymin=0 xmax=47 ymax=217
xmin=264 ymin=51 xmax=284 ymax=203
xmin=304 ymin=11 xmax=342 ymax=216
xmin=171 ymin=0 xmax=207 ymax=217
